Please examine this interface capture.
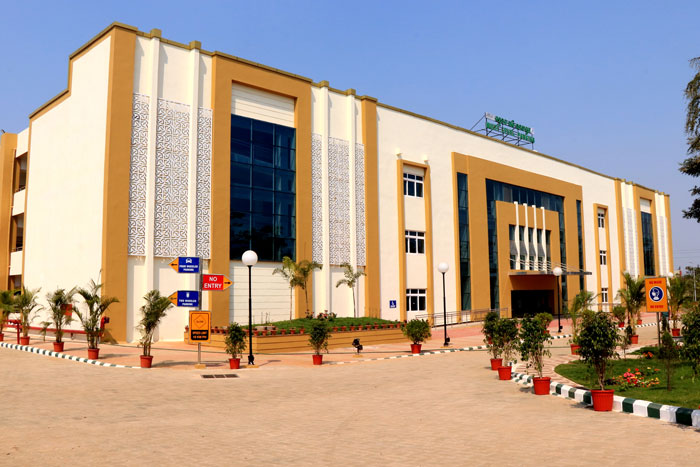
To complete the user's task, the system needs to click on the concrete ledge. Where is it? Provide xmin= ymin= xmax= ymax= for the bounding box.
xmin=0 ymin=342 xmax=139 ymax=369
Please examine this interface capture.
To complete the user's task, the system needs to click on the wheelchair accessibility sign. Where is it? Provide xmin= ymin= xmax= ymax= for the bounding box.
xmin=644 ymin=277 xmax=668 ymax=312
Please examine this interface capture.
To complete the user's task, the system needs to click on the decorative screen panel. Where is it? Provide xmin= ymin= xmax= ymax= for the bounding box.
xmin=127 ymin=94 xmax=149 ymax=255
xmin=355 ymin=143 xmax=366 ymax=266
xmin=328 ymin=137 xmax=350 ymax=265
xmin=196 ymin=108 xmax=212 ymax=258
xmin=311 ymin=133 xmax=323 ymax=263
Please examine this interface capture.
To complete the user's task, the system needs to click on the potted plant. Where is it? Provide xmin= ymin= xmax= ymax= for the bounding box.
xmin=612 ymin=305 xmax=626 ymax=328
xmin=495 ymin=318 xmax=519 ymax=380
xmin=224 ymin=322 xmax=247 ymax=369
xmin=668 ymin=275 xmax=691 ymax=337
xmin=136 ymin=290 xmax=173 ymax=368
xmin=518 ymin=316 xmax=552 ymax=395
xmin=15 ymin=287 xmax=41 ymax=346
xmin=484 ymin=314 xmax=504 ymax=370
xmin=535 ymin=312 xmax=553 ymax=335
xmin=577 ymin=310 xmax=620 ymax=411
xmin=74 ymin=280 xmax=119 ymax=360
xmin=403 ymin=319 xmax=431 ymax=354
xmin=482 ymin=311 xmax=498 ymax=346
xmin=0 ymin=290 xmax=16 ymax=342
xmin=568 ymin=291 xmax=595 ymax=355
xmin=309 ymin=321 xmax=331 ymax=365
xmin=40 ymin=288 xmax=76 ymax=352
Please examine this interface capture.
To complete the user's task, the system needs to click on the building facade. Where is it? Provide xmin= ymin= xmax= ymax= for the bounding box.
xmin=0 ymin=23 xmax=674 ymax=342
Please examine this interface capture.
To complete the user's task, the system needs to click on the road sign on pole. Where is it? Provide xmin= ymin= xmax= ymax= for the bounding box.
xmin=202 ymin=274 xmax=233 ymax=291
xmin=168 ymin=290 xmax=200 ymax=308
xmin=189 ymin=311 xmax=211 ymax=343
xmin=169 ymin=257 xmax=201 ymax=274
xmin=645 ymin=277 xmax=668 ymax=312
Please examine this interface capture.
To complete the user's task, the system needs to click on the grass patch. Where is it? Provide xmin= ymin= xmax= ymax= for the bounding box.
xmin=555 ymin=358 xmax=700 ymax=410
xmin=254 ymin=317 xmax=400 ymax=331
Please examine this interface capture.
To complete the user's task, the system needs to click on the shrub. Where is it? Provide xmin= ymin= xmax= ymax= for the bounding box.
xmin=681 ymin=305 xmax=700 ymax=380
xmin=40 ymin=288 xmax=76 ymax=344
xmin=534 ymin=312 xmax=553 ymax=330
xmin=658 ymin=331 xmax=679 ymax=391
xmin=577 ymin=311 xmax=620 ymax=390
xmin=403 ymin=319 xmax=431 ymax=345
xmin=224 ymin=322 xmax=247 ymax=359
xmin=74 ymin=280 xmax=118 ymax=350
xmin=518 ymin=316 xmax=551 ymax=377
xmin=309 ymin=321 xmax=331 ymax=355
xmin=15 ymin=287 xmax=41 ymax=338
xmin=137 ymin=290 xmax=172 ymax=357
xmin=494 ymin=318 xmax=519 ymax=364
xmin=482 ymin=311 xmax=499 ymax=345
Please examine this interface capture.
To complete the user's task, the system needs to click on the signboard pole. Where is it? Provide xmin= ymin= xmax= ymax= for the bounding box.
xmin=197 ymin=256 xmax=203 ymax=366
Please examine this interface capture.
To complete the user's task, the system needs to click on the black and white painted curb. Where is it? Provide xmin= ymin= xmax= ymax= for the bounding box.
xmin=0 ymin=342 xmax=140 ymax=369
xmin=328 ymin=334 xmax=574 ymax=365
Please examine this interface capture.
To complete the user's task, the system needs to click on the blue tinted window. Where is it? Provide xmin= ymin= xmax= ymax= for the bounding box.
xmin=252 ymin=189 xmax=274 ymax=214
xmin=275 ymin=125 xmax=295 ymax=148
xmin=231 ymin=141 xmax=251 ymax=164
xmin=253 ymin=144 xmax=273 ymax=167
xmin=231 ymin=187 xmax=250 ymax=212
xmin=231 ymin=115 xmax=251 ymax=141
xmin=252 ymin=166 xmax=274 ymax=189
xmin=275 ymin=169 xmax=295 ymax=193
xmin=457 ymin=173 xmax=471 ymax=310
xmin=252 ymin=120 xmax=273 ymax=145
xmin=231 ymin=163 xmax=251 ymax=186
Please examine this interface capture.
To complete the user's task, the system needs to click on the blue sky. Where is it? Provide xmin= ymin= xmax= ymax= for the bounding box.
xmin=1 ymin=0 xmax=698 ymax=270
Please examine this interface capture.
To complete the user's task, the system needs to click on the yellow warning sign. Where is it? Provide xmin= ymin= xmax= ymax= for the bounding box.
xmin=645 ymin=277 xmax=668 ymax=313
xmin=189 ymin=311 xmax=211 ymax=343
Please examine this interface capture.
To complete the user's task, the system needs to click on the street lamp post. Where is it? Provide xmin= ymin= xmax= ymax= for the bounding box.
xmin=438 ymin=262 xmax=450 ymax=347
xmin=553 ymin=267 xmax=563 ymax=333
xmin=242 ymin=250 xmax=258 ymax=366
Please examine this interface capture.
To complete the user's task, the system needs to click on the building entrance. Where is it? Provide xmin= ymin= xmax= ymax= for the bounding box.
xmin=511 ymin=290 xmax=554 ymax=318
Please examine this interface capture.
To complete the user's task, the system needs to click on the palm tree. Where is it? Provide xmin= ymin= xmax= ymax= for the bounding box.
xmin=295 ymin=260 xmax=322 ymax=317
xmin=617 ymin=272 xmax=645 ymax=333
xmin=681 ymin=56 xmax=700 ymax=221
xmin=137 ymin=290 xmax=173 ymax=357
xmin=15 ymin=287 xmax=41 ymax=338
xmin=668 ymin=275 xmax=692 ymax=329
xmin=335 ymin=262 xmax=365 ymax=318
xmin=568 ymin=290 xmax=596 ymax=342
xmin=272 ymin=256 xmax=298 ymax=321
xmin=74 ymin=280 xmax=119 ymax=350
xmin=0 ymin=289 xmax=15 ymax=337
xmin=41 ymin=288 xmax=77 ymax=344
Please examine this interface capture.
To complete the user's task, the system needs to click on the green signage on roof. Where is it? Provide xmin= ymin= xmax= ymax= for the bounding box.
xmin=484 ymin=113 xmax=535 ymax=145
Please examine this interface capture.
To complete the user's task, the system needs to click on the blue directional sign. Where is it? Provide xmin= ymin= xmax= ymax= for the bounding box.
xmin=169 ymin=290 xmax=200 ymax=308
xmin=170 ymin=256 xmax=200 ymax=274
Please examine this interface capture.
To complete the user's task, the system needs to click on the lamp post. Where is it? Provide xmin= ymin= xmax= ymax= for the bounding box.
xmin=242 ymin=250 xmax=258 ymax=366
xmin=553 ymin=267 xmax=563 ymax=333
xmin=438 ymin=262 xmax=450 ymax=347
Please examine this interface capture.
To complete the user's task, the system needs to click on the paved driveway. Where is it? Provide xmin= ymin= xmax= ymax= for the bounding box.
xmin=1 ymin=341 xmax=698 ymax=466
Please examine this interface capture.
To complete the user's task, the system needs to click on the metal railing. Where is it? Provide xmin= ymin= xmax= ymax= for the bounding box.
xmin=415 ymin=308 xmax=508 ymax=327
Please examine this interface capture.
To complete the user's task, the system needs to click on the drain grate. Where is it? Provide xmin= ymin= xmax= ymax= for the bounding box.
xmin=201 ymin=374 xmax=239 ymax=379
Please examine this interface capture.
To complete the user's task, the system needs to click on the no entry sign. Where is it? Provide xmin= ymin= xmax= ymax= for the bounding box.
xmin=202 ymin=274 xmax=232 ymax=291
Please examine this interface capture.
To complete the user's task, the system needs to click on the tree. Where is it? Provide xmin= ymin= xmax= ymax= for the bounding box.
xmin=568 ymin=290 xmax=596 ymax=343
xmin=294 ymin=260 xmax=322 ymax=317
xmin=577 ymin=311 xmax=620 ymax=390
xmin=137 ymin=290 xmax=173 ymax=357
xmin=15 ymin=287 xmax=41 ymax=338
xmin=0 ymin=289 xmax=15 ymax=336
xmin=617 ymin=272 xmax=645 ymax=333
xmin=272 ymin=256 xmax=298 ymax=321
xmin=335 ymin=262 xmax=365 ymax=318
xmin=41 ymin=288 xmax=77 ymax=344
xmin=681 ymin=57 xmax=700 ymax=221
xmin=684 ymin=265 xmax=699 ymax=302
xmin=74 ymin=280 xmax=119 ymax=350
xmin=668 ymin=275 xmax=692 ymax=329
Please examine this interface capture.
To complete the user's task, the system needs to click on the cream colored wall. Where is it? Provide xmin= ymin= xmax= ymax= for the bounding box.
xmin=24 ymin=36 xmax=112 ymax=328
xmin=377 ymin=106 xmax=627 ymax=317
xmin=15 ymin=128 xmax=29 ymax=156
xmin=11 ymin=190 xmax=25 ymax=216
xmin=229 ymin=261 xmax=296 ymax=325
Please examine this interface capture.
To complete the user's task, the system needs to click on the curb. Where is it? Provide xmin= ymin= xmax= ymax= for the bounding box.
xmin=329 ymin=335 xmax=574 ymax=365
xmin=0 ymin=342 xmax=140 ymax=369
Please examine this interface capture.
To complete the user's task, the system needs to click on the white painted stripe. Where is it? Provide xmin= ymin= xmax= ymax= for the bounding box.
xmin=632 ymin=399 xmax=651 ymax=417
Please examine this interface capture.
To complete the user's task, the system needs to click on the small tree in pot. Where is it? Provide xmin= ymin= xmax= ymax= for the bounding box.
xmin=518 ymin=316 xmax=552 ymax=394
xmin=577 ymin=310 xmax=620 ymax=411
xmin=668 ymin=275 xmax=691 ymax=335
xmin=15 ymin=287 xmax=41 ymax=345
xmin=495 ymin=318 xmax=519 ymax=380
xmin=137 ymin=290 xmax=173 ymax=368
xmin=569 ymin=290 xmax=595 ymax=354
xmin=403 ymin=319 xmax=431 ymax=354
xmin=40 ymin=288 xmax=76 ymax=352
xmin=612 ymin=305 xmax=626 ymax=328
xmin=482 ymin=311 xmax=498 ymax=345
xmin=224 ymin=322 xmax=247 ymax=369
xmin=0 ymin=290 xmax=16 ymax=342
xmin=309 ymin=321 xmax=331 ymax=365
xmin=74 ymin=280 xmax=118 ymax=360
xmin=535 ymin=312 xmax=553 ymax=334
xmin=681 ymin=304 xmax=700 ymax=381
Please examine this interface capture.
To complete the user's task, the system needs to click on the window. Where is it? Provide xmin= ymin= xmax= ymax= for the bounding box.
xmin=641 ymin=209 xmax=655 ymax=276
xmin=601 ymin=287 xmax=608 ymax=303
xmin=230 ymin=114 xmax=296 ymax=262
xmin=597 ymin=211 xmax=605 ymax=228
xmin=405 ymin=230 xmax=425 ymax=254
xmin=406 ymin=289 xmax=427 ymax=312
xmin=457 ymin=173 xmax=471 ymax=310
xmin=403 ymin=173 xmax=424 ymax=198
xmin=599 ymin=250 xmax=607 ymax=266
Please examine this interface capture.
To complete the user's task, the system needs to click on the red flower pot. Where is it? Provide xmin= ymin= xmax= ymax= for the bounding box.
xmin=672 ymin=328 xmax=680 ymax=337
xmin=87 ymin=348 xmax=100 ymax=360
xmin=289 ymin=329 xmax=296 ymax=334
xmin=630 ymin=335 xmax=639 ymax=344
xmin=487 ymin=338 xmax=493 ymax=345
xmin=636 ymin=319 xmax=643 ymax=325
xmin=591 ymin=389 xmax=614 ymax=411
xmin=253 ymin=330 xmax=259 ymax=336
xmin=19 ymin=336 xmax=30 ymax=345
xmin=490 ymin=358 xmax=503 ymax=370
xmin=618 ymin=322 xmax=625 ymax=328
xmin=53 ymin=342 xmax=64 ymax=352
xmin=281 ymin=329 xmax=287 ymax=335
xmin=299 ymin=328 xmax=305 ymax=334
xmin=140 ymin=355 xmax=153 ymax=368
xmin=570 ymin=344 xmax=580 ymax=355
xmin=0 ymin=332 xmax=4 ymax=342
xmin=332 ymin=327 xmax=338 ymax=332
xmin=229 ymin=358 xmax=240 ymax=369
xmin=312 ymin=354 xmax=323 ymax=365
xmin=341 ymin=326 xmax=347 ymax=331
xmin=497 ymin=366 xmax=512 ymax=380
xmin=411 ymin=343 xmax=422 ymax=354
xmin=261 ymin=331 xmax=268 ymax=336
xmin=543 ymin=329 xmax=550 ymax=335
xmin=373 ymin=325 xmax=379 ymax=329
xmin=533 ymin=377 xmax=551 ymax=395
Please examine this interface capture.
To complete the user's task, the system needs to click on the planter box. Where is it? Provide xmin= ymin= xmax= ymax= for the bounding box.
xmin=184 ymin=327 xmax=409 ymax=353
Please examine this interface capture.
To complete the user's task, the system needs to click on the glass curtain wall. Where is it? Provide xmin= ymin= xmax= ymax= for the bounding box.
xmin=457 ymin=174 xmax=471 ymax=310
xmin=641 ymin=211 xmax=655 ymax=276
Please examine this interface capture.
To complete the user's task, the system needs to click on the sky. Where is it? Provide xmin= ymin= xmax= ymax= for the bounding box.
xmin=1 ymin=0 xmax=699 ymax=270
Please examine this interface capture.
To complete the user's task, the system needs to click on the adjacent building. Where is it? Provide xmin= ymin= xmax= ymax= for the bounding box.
xmin=0 ymin=23 xmax=674 ymax=342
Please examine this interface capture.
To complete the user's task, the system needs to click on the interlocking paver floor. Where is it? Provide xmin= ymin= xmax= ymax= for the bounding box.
xmin=1 ymin=316 xmax=698 ymax=466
